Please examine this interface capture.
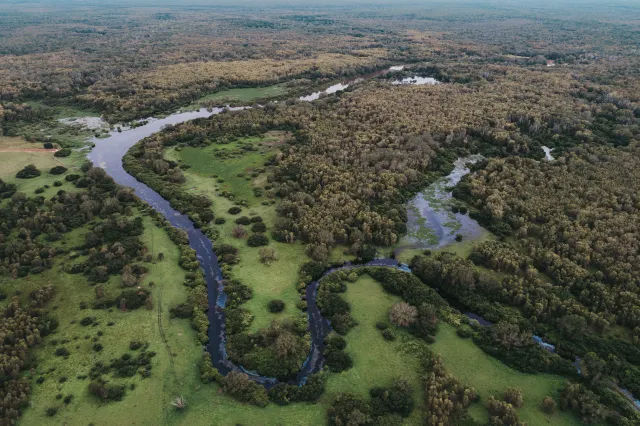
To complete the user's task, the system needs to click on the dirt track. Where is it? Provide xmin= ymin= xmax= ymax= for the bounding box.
xmin=0 ymin=148 xmax=58 ymax=153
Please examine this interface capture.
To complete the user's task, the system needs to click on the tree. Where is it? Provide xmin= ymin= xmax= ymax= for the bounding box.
xmin=542 ymin=396 xmax=556 ymax=414
xmin=389 ymin=302 xmax=417 ymax=327
xmin=231 ymin=225 xmax=247 ymax=239
xmin=504 ymin=387 xmax=524 ymax=408
xmin=259 ymin=247 xmax=278 ymax=265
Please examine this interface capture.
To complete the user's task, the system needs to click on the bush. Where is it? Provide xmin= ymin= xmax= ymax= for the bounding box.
xmin=456 ymin=326 xmax=473 ymax=339
xmin=235 ymin=216 xmax=251 ymax=225
xmin=200 ymin=352 xmax=223 ymax=384
xmin=326 ymin=350 xmax=353 ymax=372
xmin=370 ymin=379 xmax=415 ymax=418
xmin=504 ymin=387 xmax=524 ymax=408
xmin=214 ymin=217 xmax=226 ymax=224
xmin=222 ymin=371 xmax=268 ymax=407
xmin=389 ymin=302 xmax=418 ymax=327
xmin=80 ymin=316 xmax=95 ymax=326
xmin=88 ymin=380 xmax=126 ymax=402
xmin=228 ymin=206 xmax=242 ymax=215
xmin=268 ymin=299 xmax=285 ymax=313
xmin=65 ymin=173 xmax=80 ymax=182
xmin=45 ymin=407 xmax=58 ymax=417
xmin=247 ymin=233 xmax=269 ymax=247
xmin=251 ymin=222 xmax=267 ymax=233
xmin=93 ymin=343 xmax=103 ymax=352
xmin=49 ymin=166 xmax=68 ymax=175
xmin=169 ymin=302 xmax=194 ymax=318
xmin=382 ymin=329 xmax=396 ymax=341
xmin=16 ymin=164 xmax=41 ymax=179
xmin=376 ymin=322 xmax=389 ymax=330
xmin=63 ymin=395 xmax=73 ymax=404
xmin=250 ymin=216 xmax=263 ymax=223
xmin=54 ymin=148 xmax=72 ymax=157
xmin=325 ymin=334 xmax=347 ymax=351
xmin=542 ymin=396 xmax=556 ymax=414
xmin=328 ymin=393 xmax=371 ymax=425
xmin=55 ymin=347 xmax=70 ymax=357
xmin=53 ymin=180 xmax=63 ymax=187
xmin=231 ymin=225 xmax=248 ymax=239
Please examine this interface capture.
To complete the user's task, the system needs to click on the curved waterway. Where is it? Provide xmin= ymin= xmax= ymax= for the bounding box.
xmin=86 ymin=66 xmax=428 ymax=386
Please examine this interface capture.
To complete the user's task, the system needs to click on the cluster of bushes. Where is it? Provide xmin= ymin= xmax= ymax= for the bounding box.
xmin=226 ymin=317 xmax=310 ymax=379
xmin=88 ymin=349 xmax=156 ymax=380
xmin=267 ymin=372 xmax=327 ymax=405
xmin=316 ymin=270 xmax=358 ymax=335
xmin=323 ymin=334 xmax=352 ymax=372
xmin=327 ymin=379 xmax=415 ymax=425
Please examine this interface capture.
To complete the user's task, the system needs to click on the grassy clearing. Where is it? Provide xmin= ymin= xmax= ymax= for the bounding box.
xmin=0 ymin=135 xmax=86 ymax=199
xmin=323 ymin=274 xmax=425 ymax=425
xmin=186 ymin=85 xmax=288 ymax=110
xmin=432 ymin=323 xmax=583 ymax=426
xmin=166 ymin=135 xmax=313 ymax=330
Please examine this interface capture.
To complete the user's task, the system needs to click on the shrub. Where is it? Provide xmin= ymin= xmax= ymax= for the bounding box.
xmin=268 ymin=299 xmax=285 ymax=313
xmin=54 ymin=148 xmax=72 ymax=157
xmin=542 ymin=396 xmax=556 ymax=414
xmin=504 ymin=387 xmax=524 ymax=408
xmin=259 ymin=247 xmax=278 ymax=264
xmin=456 ymin=326 xmax=473 ymax=339
xmin=214 ymin=217 xmax=226 ymax=224
xmin=53 ymin=180 xmax=63 ymax=187
xmin=222 ymin=371 xmax=268 ymax=407
xmin=80 ymin=316 xmax=95 ymax=326
xmin=93 ymin=343 xmax=103 ymax=352
xmin=247 ymin=233 xmax=269 ymax=247
xmin=63 ymin=395 xmax=73 ymax=404
xmin=129 ymin=341 xmax=143 ymax=350
xmin=370 ymin=379 xmax=415 ymax=418
xmin=382 ymin=329 xmax=396 ymax=341
xmin=326 ymin=350 xmax=353 ymax=372
xmin=376 ymin=322 xmax=389 ymax=330
xmin=55 ymin=347 xmax=70 ymax=357
xmin=235 ymin=216 xmax=251 ymax=225
xmin=389 ymin=302 xmax=418 ymax=327
xmin=200 ymin=352 xmax=223 ymax=384
xmin=45 ymin=407 xmax=58 ymax=417
xmin=325 ymin=334 xmax=347 ymax=351
xmin=65 ymin=173 xmax=80 ymax=182
xmin=231 ymin=225 xmax=248 ymax=239
xmin=251 ymin=222 xmax=267 ymax=233
xmin=250 ymin=216 xmax=263 ymax=223
xmin=228 ymin=206 xmax=242 ymax=214
xmin=328 ymin=393 xmax=371 ymax=425
xmin=88 ymin=380 xmax=126 ymax=402
xmin=49 ymin=166 xmax=68 ymax=175
xmin=16 ymin=164 xmax=41 ymax=179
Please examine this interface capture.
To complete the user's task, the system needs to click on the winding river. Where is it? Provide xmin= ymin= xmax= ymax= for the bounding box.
xmin=86 ymin=68 xmax=430 ymax=386
xmin=83 ymin=75 xmax=640 ymax=409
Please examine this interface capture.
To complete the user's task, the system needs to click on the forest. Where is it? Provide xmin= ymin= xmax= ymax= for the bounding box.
xmin=1 ymin=0 xmax=640 ymax=425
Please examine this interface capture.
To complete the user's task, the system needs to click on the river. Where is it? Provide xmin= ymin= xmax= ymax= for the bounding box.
xmin=86 ymin=67 xmax=440 ymax=386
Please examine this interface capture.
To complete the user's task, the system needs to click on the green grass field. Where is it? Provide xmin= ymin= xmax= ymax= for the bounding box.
xmin=432 ymin=323 xmax=583 ymax=426
xmin=166 ymin=135 xmax=313 ymax=330
xmin=186 ymin=85 xmax=288 ymax=110
xmin=0 ymin=135 xmax=87 ymax=199
xmin=323 ymin=274 xmax=425 ymax=425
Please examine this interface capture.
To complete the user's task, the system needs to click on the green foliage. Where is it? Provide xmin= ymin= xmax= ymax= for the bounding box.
xmin=16 ymin=164 xmax=41 ymax=179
